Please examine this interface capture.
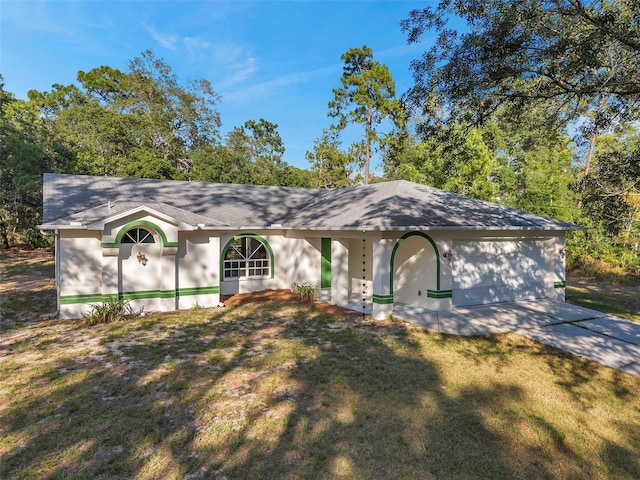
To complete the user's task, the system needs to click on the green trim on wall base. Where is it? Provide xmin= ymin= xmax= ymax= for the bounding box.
xmin=60 ymin=293 xmax=105 ymax=305
xmin=373 ymin=294 xmax=394 ymax=305
xmin=427 ymin=289 xmax=453 ymax=299
xmin=102 ymin=220 xmax=177 ymax=248
xmin=178 ymin=286 xmax=221 ymax=296
xmin=60 ymin=286 xmax=220 ymax=305
xmin=121 ymin=289 xmax=176 ymax=300
xmin=321 ymin=237 xmax=332 ymax=289
xmin=554 ymin=281 xmax=566 ymax=288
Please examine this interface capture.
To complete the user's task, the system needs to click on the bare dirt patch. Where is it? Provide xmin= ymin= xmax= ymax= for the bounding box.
xmin=221 ymin=289 xmax=296 ymax=306
xmin=221 ymin=288 xmax=367 ymax=320
xmin=0 ymin=249 xmax=54 ymax=293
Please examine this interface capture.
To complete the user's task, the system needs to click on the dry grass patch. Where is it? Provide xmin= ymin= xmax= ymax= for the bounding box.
xmin=1 ymin=250 xmax=56 ymax=331
xmin=1 ymin=252 xmax=639 ymax=479
xmin=566 ymin=272 xmax=640 ymax=322
xmin=2 ymin=303 xmax=639 ymax=479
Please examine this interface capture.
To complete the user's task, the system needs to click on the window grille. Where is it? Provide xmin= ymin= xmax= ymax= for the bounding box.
xmin=224 ymin=237 xmax=270 ymax=279
xmin=121 ymin=228 xmax=155 ymax=244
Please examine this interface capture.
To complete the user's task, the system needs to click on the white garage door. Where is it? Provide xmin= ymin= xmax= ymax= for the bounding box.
xmin=452 ymin=239 xmax=548 ymax=307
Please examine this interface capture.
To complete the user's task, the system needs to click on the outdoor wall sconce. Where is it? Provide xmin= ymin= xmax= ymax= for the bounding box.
xmin=558 ymin=247 xmax=568 ymax=256
xmin=137 ymin=251 xmax=148 ymax=266
xmin=442 ymin=249 xmax=453 ymax=262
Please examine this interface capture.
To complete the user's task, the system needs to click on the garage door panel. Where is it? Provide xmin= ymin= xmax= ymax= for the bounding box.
xmin=455 ymin=285 xmax=523 ymax=306
xmin=452 ymin=240 xmax=547 ymax=307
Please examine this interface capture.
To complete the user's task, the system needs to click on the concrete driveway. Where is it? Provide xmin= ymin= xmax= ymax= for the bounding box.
xmin=393 ymin=300 xmax=640 ymax=376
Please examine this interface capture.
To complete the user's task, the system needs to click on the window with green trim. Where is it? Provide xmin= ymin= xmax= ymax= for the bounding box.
xmin=224 ymin=237 xmax=270 ymax=279
xmin=121 ymin=228 xmax=155 ymax=244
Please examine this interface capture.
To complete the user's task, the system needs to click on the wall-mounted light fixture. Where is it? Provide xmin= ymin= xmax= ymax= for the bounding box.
xmin=442 ymin=249 xmax=453 ymax=262
xmin=558 ymin=247 xmax=568 ymax=256
xmin=137 ymin=251 xmax=148 ymax=266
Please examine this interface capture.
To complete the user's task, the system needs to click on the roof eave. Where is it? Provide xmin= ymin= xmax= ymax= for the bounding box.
xmin=279 ymin=224 xmax=584 ymax=232
xmin=38 ymin=224 xmax=87 ymax=231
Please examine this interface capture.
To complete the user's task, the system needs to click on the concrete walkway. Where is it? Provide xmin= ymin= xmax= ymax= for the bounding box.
xmin=393 ymin=300 xmax=640 ymax=377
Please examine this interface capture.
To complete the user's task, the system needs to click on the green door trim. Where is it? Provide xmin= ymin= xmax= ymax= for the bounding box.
xmin=321 ymin=238 xmax=331 ymax=289
xmin=390 ymin=231 xmax=441 ymax=294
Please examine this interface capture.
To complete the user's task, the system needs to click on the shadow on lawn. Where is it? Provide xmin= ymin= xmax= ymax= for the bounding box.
xmin=1 ymin=301 xmax=639 ymax=479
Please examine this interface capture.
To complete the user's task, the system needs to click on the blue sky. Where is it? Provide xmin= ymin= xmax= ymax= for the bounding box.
xmin=1 ymin=0 xmax=432 ymax=171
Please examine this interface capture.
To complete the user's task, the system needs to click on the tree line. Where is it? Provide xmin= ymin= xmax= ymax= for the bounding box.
xmin=1 ymin=0 xmax=638 ymax=274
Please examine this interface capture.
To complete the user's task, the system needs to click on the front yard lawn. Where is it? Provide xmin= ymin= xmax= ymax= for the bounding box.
xmin=1 ymin=251 xmax=639 ymax=479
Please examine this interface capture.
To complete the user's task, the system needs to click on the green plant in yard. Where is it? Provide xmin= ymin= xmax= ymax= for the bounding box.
xmin=82 ymin=298 xmax=132 ymax=325
xmin=291 ymin=281 xmax=318 ymax=302
xmin=385 ymin=312 xmax=401 ymax=323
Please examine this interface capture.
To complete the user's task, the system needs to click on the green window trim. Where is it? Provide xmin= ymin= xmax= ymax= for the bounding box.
xmin=321 ymin=238 xmax=332 ymax=289
xmin=220 ymin=233 xmax=275 ymax=280
xmin=102 ymin=220 xmax=177 ymax=248
xmin=60 ymin=286 xmax=220 ymax=305
xmin=554 ymin=280 xmax=566 ymax=288
xmin=390 ymin=232 xmax=441 ymax=294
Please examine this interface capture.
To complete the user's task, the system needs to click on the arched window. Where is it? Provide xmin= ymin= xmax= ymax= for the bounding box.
xmin=224 ymin=236 xmax=270 ymax=279
xmin=121 ymin=228 xmax=155 ymax=244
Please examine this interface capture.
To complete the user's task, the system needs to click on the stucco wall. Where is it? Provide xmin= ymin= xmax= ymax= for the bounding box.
xmin=219 ymin=232 xmax=321 ymax=295
xmin=177 ymin=232 xmax=220 ymax=308
xmin=276 ymin=236 xmax=322 ymax=289
xmin=55 ymin=224 xmax=568 ymax=319
xmin=549 ymin=233 xmax=567 ymax=301
xmin=58 ymin=230 xmax=103 ymax=318
xmin=59 ymin=230 xmax=103 ymax=295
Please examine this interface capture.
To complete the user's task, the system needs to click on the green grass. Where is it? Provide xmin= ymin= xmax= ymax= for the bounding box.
xmin=1 ymin=251 xmax=639 ymax=479
xmin=566 ymin=272 xmax=640 ymax=322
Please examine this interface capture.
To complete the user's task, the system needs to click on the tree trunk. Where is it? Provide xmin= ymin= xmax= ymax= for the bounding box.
xmin=577 ymin=130 xmax=598 ymax=209
xmin=0 ymin=216 xmax=10 ymax=249
xmin=364 ymin=107 xmax=372 ymax=185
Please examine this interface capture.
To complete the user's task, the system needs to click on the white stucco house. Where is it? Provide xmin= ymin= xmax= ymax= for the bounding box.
xmin=39 ymin=173 xmax=579 ymax=320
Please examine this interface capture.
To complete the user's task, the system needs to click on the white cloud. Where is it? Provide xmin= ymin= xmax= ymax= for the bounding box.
xmin=142 ymin=23 xmax=178 ymax=50
xmin=219 ymin=57 xmax=259 ymax=87
xmin=143 ymin=24 xmax=214 ymax=61
xmin=223 ymin=63 xmax=340 ymax=102
xmin=208 ymin=43 xmax=259 ymax=87
xmin=2 ymin=1 xmax=74 ymax=36
xmin=209 ymin=40 xmax=340 ymax=98
xmin=184 ymin=37 xmax=210 ymax=50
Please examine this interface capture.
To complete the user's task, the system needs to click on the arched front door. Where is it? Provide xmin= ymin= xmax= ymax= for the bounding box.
xmin=118 ymin=226 xmax=163 ymax=311
xmin=392 ymin=233 xmax=438 ymax=307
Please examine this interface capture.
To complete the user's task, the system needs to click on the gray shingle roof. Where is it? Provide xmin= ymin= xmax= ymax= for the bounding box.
xmin=40 ymin=173 xmax=580 ymax=231
xmin=42 ymin=173 xmax=318 ymax=228
xmin=285 ymin=180 xmax=579 ymax=230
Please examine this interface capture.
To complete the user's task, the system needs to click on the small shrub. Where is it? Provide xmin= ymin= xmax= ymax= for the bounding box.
xmin=82 ymin=298 xmax=131 ymax=326
xmin=291 ymin=282 xmax=318 ymax=303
